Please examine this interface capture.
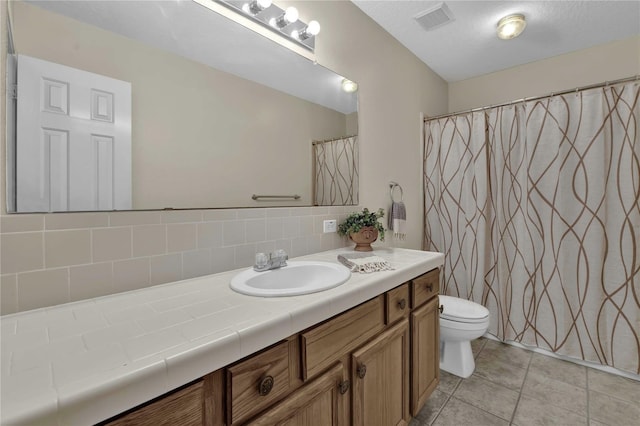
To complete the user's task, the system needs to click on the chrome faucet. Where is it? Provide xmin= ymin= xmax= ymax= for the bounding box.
xmin=254 ymin=249 xmax=288 ymax=272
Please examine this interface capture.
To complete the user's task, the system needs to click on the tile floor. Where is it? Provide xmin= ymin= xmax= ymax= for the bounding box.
xmin=411 ymin=338 xmax=640 ymax=426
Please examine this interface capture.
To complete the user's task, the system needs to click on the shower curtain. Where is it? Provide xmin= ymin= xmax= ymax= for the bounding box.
xmin=313 ymin=136 xmax=359 ymax=206
xmin=423 ymin=81 xmax=640 ymax=374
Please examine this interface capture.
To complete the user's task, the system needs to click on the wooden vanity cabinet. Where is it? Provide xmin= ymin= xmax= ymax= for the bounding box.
xmin=408 ymin=269 xmax=441 ymax=416
xmin=352 ymin=319 xmax=411 ymax=426
xmin=246 ymin=363 xmax=347 ymax=426
xmin=103 ymin=268 xmax=440 ymax=426
xmin=101 ymin=370 xmax=224 ymax=426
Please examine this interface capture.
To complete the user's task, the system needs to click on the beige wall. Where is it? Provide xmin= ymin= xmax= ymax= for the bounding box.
xmin=449 ymin=35 xmax=640 ymax=113
xmin=0 ymin=0 xmax=448 ymax=313
xmin=11 ymin=1 xmax=350 ymax=209
xmin=290 ymin=0 xmax=449 ymax=251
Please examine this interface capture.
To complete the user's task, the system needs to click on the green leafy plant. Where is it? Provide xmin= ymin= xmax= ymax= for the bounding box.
xmin=337 ymin=208 xmax=385 ymax=241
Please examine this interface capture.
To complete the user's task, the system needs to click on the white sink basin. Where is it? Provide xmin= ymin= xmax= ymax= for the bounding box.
xmin=230 ymin=261 xmax=351 ymax=297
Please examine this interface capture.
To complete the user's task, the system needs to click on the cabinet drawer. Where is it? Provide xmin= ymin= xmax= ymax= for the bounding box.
xmin=227 ymin=340 xmax=293 ymax=425
xmin=411 ymin=268 xmax=439 ymax=308
xmin=104 ymin=380 xmax=204 ymax=425
xmin=386 ymin=283 xmax=410 ymax=324
xmin=301 ymin=295 xmax=385 ymax=380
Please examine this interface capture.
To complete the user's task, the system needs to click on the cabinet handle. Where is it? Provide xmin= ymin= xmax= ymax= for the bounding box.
xmin=427 ymin=284 xmax=433 ymax=291
xmin=258 ymin=375 xmax=274 ymax=396
xmin=339 ymin=380 xmax=350 ymax=394
xmin=439 ymin=305 xmax=444 ymax=314
xmin=356 ymin=364 xmax=367 ymax=379
xmin=397 ymin=298 xmax=407 ymax=310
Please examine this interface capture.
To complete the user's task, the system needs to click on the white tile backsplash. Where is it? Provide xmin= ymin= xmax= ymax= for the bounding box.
xmin=0 ymin=207 xmax=353 ymax=314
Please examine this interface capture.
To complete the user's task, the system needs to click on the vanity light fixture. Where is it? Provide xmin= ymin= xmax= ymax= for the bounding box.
xmin=292 ymin=20 xmax=320 ymax=40
xmin=341 ymin=78 xmax=358 ymax=93
xmin=270 ymin=6 xmax=299 ymax=28
xmin=496 ymin=14 xmax=526 ymax=40
xmin=214 ymin=1 xmax=320 ymax=52
xmin=242 ymin=0 xmax=272 ymax=15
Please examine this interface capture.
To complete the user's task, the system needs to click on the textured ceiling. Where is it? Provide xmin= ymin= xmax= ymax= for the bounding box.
xmin=352 ymin=0 xmax=640 ymax=82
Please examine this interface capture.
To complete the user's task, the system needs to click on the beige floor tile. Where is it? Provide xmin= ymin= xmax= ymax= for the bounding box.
xmin=474 ymin=352 xmax=528 ymax=390
xmin=437 ymin=370 xmax=462 ymax=395
xmin=480 ymin=340 xmax=532 ymax=369
xmin=528 ymin=352 xmax=587 ymax=388
xmin=589 ymin=389 xmax=640 ymax=426
xmin=513 ymin=395 xmax=587 ymax=426
xmin=471 ymin=337 xmax=487 ymax=358
xmin=587 ymin=368 xmax=640 ymax=404
xmin=432 ymin=397 xmax=508 ymax=426
xmin=521 ymin=371 xmax=587 ymax=415
xmin=410 ymin=389 xmax=449 ymax=426
xmin=453 ymin=374 xmax=519 ymax=420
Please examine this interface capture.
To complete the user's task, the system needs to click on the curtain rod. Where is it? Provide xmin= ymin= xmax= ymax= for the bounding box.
xmin=312 ymin=134 xmax=357 ymax=145
xmin=424 ymin=75 xmax=640 ymax=123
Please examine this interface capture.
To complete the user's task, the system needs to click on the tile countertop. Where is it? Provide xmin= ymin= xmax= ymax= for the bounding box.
xmin=0 ymin=247 xmax=444 ymax=425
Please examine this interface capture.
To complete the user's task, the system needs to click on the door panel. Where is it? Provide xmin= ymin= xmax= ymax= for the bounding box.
xmin=16 ymin=54 xmax=131 ymax=212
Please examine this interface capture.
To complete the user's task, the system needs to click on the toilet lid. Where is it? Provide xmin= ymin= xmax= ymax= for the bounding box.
xmin=439 ymin=295 xmax=490 ymax=323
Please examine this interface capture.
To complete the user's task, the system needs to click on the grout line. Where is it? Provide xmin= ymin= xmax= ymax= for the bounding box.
xmin=585 ymin=368 xmax=590 ymax=425
xmin=508 ymin=347 xmax=533 ymax=425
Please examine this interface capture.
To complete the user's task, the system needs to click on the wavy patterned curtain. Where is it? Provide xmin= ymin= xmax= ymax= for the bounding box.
xmin=423 ymin=81 xmax=640 ymax=374
xmin=313 ymin=136 xmax=359 ymax=206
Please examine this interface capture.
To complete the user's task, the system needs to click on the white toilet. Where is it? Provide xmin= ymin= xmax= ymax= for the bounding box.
xmin=439 ymin=295 xmax=490 ymax=378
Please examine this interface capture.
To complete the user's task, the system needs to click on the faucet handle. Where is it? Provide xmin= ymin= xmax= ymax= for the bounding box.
xmin=273 ymin=249 xmax=288 ymax=267
xmin=274 ymin=249 xmax=288 ymax=260
xmin=255 ymin=252 xmax=268 ymax=268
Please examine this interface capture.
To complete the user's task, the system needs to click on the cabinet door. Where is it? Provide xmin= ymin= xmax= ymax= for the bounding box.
xmin=246 ymin=363 xmax=347 ymax=426
xmin=352 ymin=319 xmax=410 ymax=426
xmin=410 ymin=296 xmax=440 ymax=416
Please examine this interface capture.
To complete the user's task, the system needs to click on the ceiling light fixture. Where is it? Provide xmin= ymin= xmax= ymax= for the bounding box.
xmin=341 ymin=79 xmax=358 ymax=93
xmin=215 ymin=1 xmax=320 ymax=52
xmin=496 ymin=14 xmax=526 ymax=40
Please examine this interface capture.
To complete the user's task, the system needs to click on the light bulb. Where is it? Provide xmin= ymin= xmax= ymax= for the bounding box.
xmin=306 ymin=20 xmax=320 ymax=36
xmin=272 ymin=6 xmax=299 ymax=28
xmin=243 ymin=0 xmax=272 ymax=15
xmin=283 ymin=7 xmax=299 ymax=24
xmin=341 ymin=79 xmax=358 ymax=93
xmin=294 ymin=20 xmax=321 ymax=41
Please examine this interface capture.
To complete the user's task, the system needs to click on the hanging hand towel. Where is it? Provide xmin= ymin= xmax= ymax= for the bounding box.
xmin=337 ymin=253 xmax=394 ymax=273
xmin=388 ymin=201 xmax=407 ymax=240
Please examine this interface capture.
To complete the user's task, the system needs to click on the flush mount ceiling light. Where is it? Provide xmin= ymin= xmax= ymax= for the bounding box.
xmin=496 ymin=14 xmax=526 ymax=40
xmin=341 ymin=79 xmax=358 ymax=93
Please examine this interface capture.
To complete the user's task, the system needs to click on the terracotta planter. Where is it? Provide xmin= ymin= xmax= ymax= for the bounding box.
xmin=349 ymin=226 xmax=379 ymax=252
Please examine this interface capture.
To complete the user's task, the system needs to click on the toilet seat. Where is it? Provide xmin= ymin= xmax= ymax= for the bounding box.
xmin=439 ymin=295 xmax=489 ymax=324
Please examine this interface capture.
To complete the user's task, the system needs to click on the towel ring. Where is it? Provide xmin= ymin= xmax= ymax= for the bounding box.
xmin=389 ymin=182 xmax=403 ymax=203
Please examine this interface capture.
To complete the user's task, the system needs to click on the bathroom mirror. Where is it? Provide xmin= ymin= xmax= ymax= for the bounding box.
xmin=7 ymin=0 xmax=358 ymax=211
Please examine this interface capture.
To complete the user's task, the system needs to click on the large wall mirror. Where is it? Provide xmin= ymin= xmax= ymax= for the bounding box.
xmin=6 ymin=0 xmax=359 ymax=212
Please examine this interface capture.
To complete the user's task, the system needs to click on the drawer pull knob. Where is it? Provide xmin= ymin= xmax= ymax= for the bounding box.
xmin=356 ymin=364 xmax=367 ymax=379
xmin=398 ymin=299 xmax=407 ymax=310
xmin=427 ymin=284 xmax=433 ymax=291
xmin=439 ymin=305 xmax=444 ymax=314
xmin=339 ymin=380 xmax=350 ymax=394
xmin=258 ymin=375 xmax=274 ymax=396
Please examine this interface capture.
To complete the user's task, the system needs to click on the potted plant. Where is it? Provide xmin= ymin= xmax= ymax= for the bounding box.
xmin=338 ymin=208 xmax=385 ymax=251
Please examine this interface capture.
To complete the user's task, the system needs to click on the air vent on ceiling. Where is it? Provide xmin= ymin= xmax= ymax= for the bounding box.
xmin=414 ymin=2 xmax=455 ymax=31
